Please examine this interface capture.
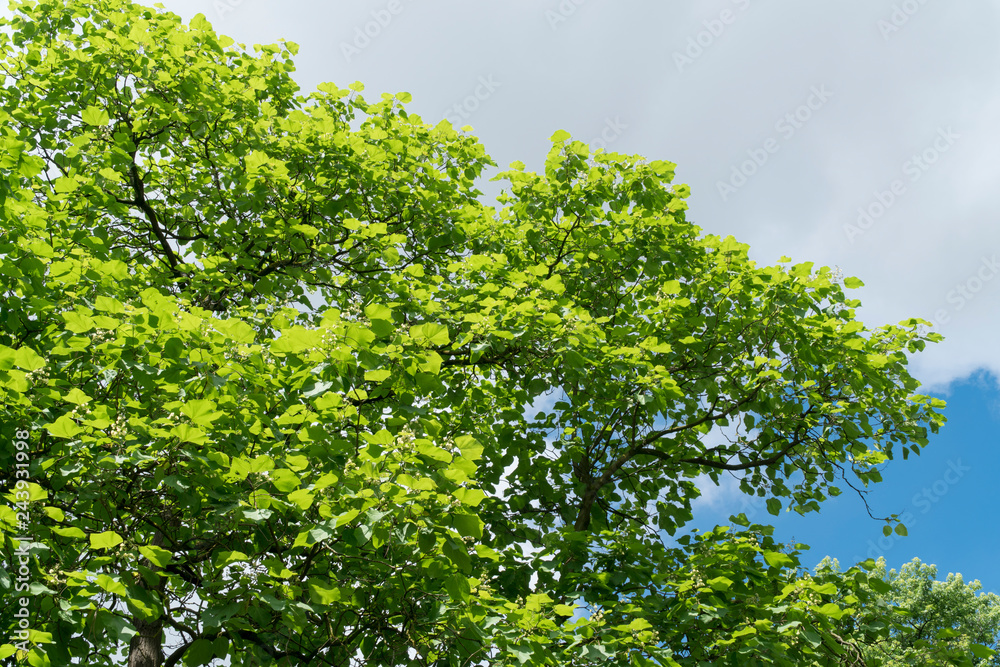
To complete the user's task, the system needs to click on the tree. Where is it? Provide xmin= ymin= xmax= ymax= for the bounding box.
xmin=855 ymin=558 xmax=1000 ymax=666
xmin=0 ymin=0 xmax=991 ymax=664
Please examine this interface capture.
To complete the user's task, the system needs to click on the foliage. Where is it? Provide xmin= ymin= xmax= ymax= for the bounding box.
xmin=856 ymin=558 xmax=1000 ymax=666
xmin=0 ymin=0 xmax=988 ymax=665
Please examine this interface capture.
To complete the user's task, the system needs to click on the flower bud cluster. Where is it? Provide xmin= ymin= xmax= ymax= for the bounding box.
xmin=109 ymin=413 xmax=129 ymax=439
xmin=26 ymin=366 xmax=50 ymax=383
xmin=65 ymin=406 xmax=87 ymax=421
xmin=223 ymin=344 xmax=252 ymax=362
xmin=90 ymin=328 xmax=115 ymax=343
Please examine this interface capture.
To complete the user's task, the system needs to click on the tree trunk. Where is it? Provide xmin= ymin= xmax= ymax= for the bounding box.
xmin=128 ymin=617 xmax=164 ymax=667
xmin=128 ymin=525 xmax=168 ymax=667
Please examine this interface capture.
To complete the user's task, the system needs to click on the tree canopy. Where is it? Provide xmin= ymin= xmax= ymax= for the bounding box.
xmin=857 ymin=558 xmax=1000 ymax=666
xmin=0 ymin=0 xmax=991 ymax=665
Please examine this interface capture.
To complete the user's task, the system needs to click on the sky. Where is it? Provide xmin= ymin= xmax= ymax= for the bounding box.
xmin=5 ymin=0 xmax=997 ymax=593
xmin=688 ymin=372 xmax=1000 ymax=595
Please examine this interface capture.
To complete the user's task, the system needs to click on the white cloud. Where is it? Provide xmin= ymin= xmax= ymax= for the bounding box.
xmin=691 ymin=472 xmax=745 ymax=512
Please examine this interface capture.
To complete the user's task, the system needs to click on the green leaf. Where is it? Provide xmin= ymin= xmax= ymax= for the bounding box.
xmin=629 ymin=617 xmax=653 ymax=631
xmin=42 ymin=506 xmax=64 ymax=521
xmin=62 ymin=311 xmax=94 ymax=333
xmin=303 ymin=381 xmax=335 ymax=400
xmin=971 ymin=645 xmax=997 ymax=659
xmin=331 ymin=509 xmax=360 ymax=528
xmin=867 ymin=576 xmax=892 ymax=594
xmin=242 ymin=508 xmax=272 ymax=522
xmin=416 ymin=440 xmax=451 ymax=462
xmin=443 ymin=538 xmax=471 ymax=573
xmin=95 ymin=574 xmax=128 ymax=597
xmin=287 ymin=488 xmax=315 ymax=510
xmin=809 ymin=582 xmax=837 ymax=595
xmin=138 ymin=545 xmax=172 ymax=567
xmin=215 ymin=319 xmax=256 ymax=343
xmin=455 ymin=435 xmax=483 ymax=461
xmin=540 ymin=275 xmax=565 ymax=294
xmin=843 ymin=277 xmax=864 ymax=289
xmin=475 ymin=544 xmax=500 ymax=562
xmin=0 ymin=346 xmax=15 ymax=371
xmin=801 ymin=628 xmax=823 ymax=648
xmin=452 ymin=513 xmax=483 ymax=539
xmin=307 ymin=578 xmax=342 ymax=604
xmin=81 ymin=106 xmax=110 ymax=126
xmin=365 ymin=304 xmax=395 ymax=337
xmin=345 ymin=324 xmax=376 ymax=349
xmin=14 ymin=347 xmax=45 ymax=370
xmin=45 ymin=416 xmax=82 ymax=439
xmin=291 ymin=223 xmax=320 ymax=239
xmin=396 ymin=474 xmax=436 ymax=491
xmin=445 ymin=573 xmax=471 ymax=603
xmin=63 ymin=388 xmax=92 ymax=405
xmin=550 ymin=129 xmax=571 ymax=142
xmin=454 ymin=488 xmax=485 ymax=507
xmin=364 ymin=369 xmax=392 ymax=383
xmin=94 ymin=295 xmax=125 ymax=313
xmin=649 ymin=160 xmax=676 ymax=177
xmin=815 ymin=603 xmax=846 ymax=620
xmin=249 ymin=455 xmax=274 ymax=473
xmin=206 ymin=451 xmax=230 ymax=470
xmin=763 ymin=551 xmax=795 ymax=569
xmin=894 ymin=523 xmax=907 ymax=537
xmin=180 ymin=399 xmax=223 ymax=426
xmin=555 ymin=604 xmax=577 ymax=616
xmin=172 ymin=423 xmax=208 ymax=445
xmin=50 ymin=526 xmax=86 ymax=539
xmin=410 ymin=323 xmax=449 ymax=346
xmin=212 ymin=636 xmax=229 ymax=658
xmin=90 ymin=531 xmax=123 ymax=551
xmin=270 ymin=469 xmax=300 ymax=493
xmin=184 ymin=638 xmax=216 ymax=666
xmin=271 ymin=326 xmax=320 ymax=354
xmin=214 ymin=551 xmax=249 ymax=569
